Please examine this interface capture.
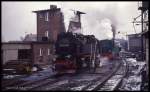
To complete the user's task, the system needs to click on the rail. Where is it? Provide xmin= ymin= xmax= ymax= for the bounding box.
xmin=113 ymin=58 xmax=129 ymax=90
xmin=83 ymin=61 xmax=122 ymax=91
xmin=96 ymin=58 xmax=129 ymax=91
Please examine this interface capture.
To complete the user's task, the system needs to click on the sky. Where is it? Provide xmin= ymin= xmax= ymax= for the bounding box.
xmin=2 ymin=1 xmax=142 ymax=42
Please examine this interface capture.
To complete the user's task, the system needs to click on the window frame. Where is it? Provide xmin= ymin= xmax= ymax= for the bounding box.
xmin=45 ymin=31 xmax=49 ymax=38
xmin=45 ymin=12 xmax=49 ymax=21
xmin=39 ymin=13 xmax=43 ymax=18
xmin=48 ymin=48 xmax=50 ymax=55
xmin=39 ymin=48 xmax=43 ymax=56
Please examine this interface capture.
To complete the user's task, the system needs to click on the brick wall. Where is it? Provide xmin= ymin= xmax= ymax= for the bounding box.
xmin=36 ymin=8 xmax=66 ymax=42
xmin=32 ymin=43 xmax=54 ymax=66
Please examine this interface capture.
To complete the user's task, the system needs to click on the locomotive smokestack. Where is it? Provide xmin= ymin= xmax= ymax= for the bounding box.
xmin=111 ymin=24 xmax=116 ymax=39
xmin=111 ymin=24 xmax=116 ymax=47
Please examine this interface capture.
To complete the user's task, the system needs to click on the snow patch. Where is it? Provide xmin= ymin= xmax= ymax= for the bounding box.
xmin=120 ymin=76 xmax=141 ymax=91
xmin=3 ymin=75 xmax=23 ymax=79
xmin=71 ymin=85 xmax=86 ymax=91
xmin=119 ymin=58 xmax=145 ymax=91
xmin=20 ymin=67 xmax=54 ymax=81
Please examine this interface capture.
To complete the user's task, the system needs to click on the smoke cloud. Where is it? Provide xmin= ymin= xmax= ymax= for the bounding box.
xmin=61 ymin=2 xmax=123 ymax=40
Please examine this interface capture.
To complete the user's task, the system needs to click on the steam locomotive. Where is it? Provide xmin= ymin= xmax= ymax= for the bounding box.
xmin=52 ymin=32 xmax=121 ymax=74
xmin=52 ymin=32 xmax=100 ymax=74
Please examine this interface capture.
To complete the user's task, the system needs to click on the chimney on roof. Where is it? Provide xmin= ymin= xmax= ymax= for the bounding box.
xmin=50 ymin=5 xmax=57 ymax=10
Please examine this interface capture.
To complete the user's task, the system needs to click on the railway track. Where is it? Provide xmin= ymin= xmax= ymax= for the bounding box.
xmin=3 ymin=59 xmax=128 ymax=91
xmin=2 ymin=79 xmax=26 ymax=89
xmin=3 ymin=73 xmax=75 ymax=91
xmin=83 ymin=60 xmax=124 ymax=91
xmin=42 ymin=60 xmax=128 ymax=91
xmin=113 ymin=59 xmax=129 ymax=90
xmin=2 ymin=74 xmax=31 ymax=88
xmin=31 ymin=60 xmax=122 ymax=91
xmin=33 ymin=73 xmax=104 ymax=91
xmin=97 ymin=59 xmax=129 ymax=91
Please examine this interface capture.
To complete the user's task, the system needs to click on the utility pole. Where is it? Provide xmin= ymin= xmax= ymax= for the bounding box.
xmin=138 ymin=2 xmax=146 ymax=61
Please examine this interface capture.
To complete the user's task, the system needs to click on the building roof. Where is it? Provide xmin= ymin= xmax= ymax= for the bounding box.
xmin=140 ymin=30 xmax=149 ymax=38
xmin=33 ymin=8 xmax=61 ymax=13
xmin=23 ymin=34 xmax=37 ymax=42
xmin=127 ymin=30 xmax=149 ymax=38
xmin=3 ymin=41 xmax=32 ymax=44
xmin=2 ymin=41 xmax=54 ymax=45
xmin=127 ymin=33 xmax=142 ymax=37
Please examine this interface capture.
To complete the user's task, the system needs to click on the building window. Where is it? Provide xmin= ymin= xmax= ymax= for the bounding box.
xmin=45 ymin=12 xmax=49 ymax=21
xmin=39 ymin=48 xmax=43 ymax=56
xmin=39 ymin=13 xmax=43 ymax=18
xmin=45 ymin=31 xmax=49 ymax=38
xmin=48 ymin=48 xmax=50 ymax=55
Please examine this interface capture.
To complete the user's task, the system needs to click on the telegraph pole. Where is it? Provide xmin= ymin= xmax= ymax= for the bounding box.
xmin=138 ymin=2 xmax=145 ymax=61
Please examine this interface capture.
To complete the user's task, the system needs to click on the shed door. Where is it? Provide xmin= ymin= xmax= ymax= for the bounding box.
xmin=18 ymin=49 xmax=32 ymax=60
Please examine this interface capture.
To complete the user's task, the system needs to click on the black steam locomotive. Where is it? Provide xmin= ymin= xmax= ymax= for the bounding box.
xmin=53 ymin=32 xmax=100 ymax=74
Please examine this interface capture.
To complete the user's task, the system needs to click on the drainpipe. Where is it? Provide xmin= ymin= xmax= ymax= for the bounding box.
xmin=141 ymin=7 xmax=144 ymax=61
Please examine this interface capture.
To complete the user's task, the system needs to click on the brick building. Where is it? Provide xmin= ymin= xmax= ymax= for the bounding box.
xmin=2 ymin=42 xmax=54 ymax=67
xmin=33 ymin=5 xmax=66 ymax=42
xmin=2 ymin=5 xmax=66 ymax=67
xmin=31 ymin=5 xmax=66 ymax=66
xmin=2 ymin=42 xmax=32 ymax=65
xmin=32 ymin=42 xmax=54 ymax=66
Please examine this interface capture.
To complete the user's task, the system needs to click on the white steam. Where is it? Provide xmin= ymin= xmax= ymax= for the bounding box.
xmin=60 ymin=2 xmax=118 ymax=40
